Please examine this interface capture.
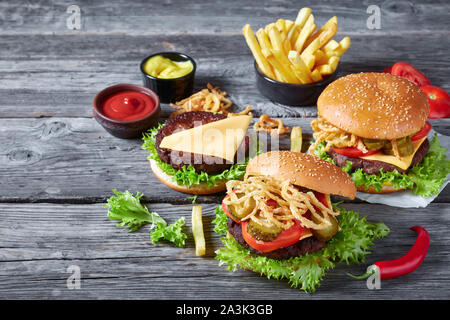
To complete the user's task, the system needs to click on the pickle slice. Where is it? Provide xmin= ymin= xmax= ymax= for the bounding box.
xmin=227 ymin=193 xmax=256 ymax=221
xmin=363 ymin=138 xmax=386 ymax=150
xmin=311 ymin=214 xmax=338 ymax=242
xmin=247 ymin=219 xmax=282 ymax=242
xmin=382 ymin=137 xmax=414 ymax=156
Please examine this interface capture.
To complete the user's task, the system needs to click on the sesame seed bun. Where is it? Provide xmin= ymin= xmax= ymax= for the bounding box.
xmin=317 ymin=72 xmax=429 ymax=140
xmin=245 ymin=151 xmax=356 ymax=199
xmin=150 ymin=159 xmax=226 ymax=195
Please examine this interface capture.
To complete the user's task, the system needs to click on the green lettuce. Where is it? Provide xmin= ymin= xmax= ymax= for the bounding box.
xmin=213 ymin=205 xmax=389 ymax=293
xmin=105 ymin=189 xmax=187 ymax=247
xmin=142 ymin=123 xmax=249 ymax=187
xmin=314 ymin=134 xmax=450 ymax=197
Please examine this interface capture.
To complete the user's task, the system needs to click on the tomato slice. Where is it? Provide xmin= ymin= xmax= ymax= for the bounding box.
xmin=391 ymin=62 xmax=431 ymax=87
xmin=411 ymin=121 xmax=432 ymax=141
xmin=420 ymin=85 xmax=450 ymax=119
xmin=383 ymin=66 xmax=393 ymax=73
xmin=241 ymin=219 xmax=303 ymax=253
xmin=331 ymin=146 xmax=380 ymax=158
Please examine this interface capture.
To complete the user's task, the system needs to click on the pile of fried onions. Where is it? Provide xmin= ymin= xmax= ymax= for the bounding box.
xmin=223 ymin=175 xmax=339 ymax=231
xmin=308 ymin=117 xmax=368 ymax=154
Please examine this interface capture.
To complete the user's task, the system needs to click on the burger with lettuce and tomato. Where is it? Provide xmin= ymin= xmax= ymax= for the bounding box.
xmin=309 ymin=72 xmax=450 ymax=197
xmin=213 ymin=151 xmax=389 ymax=292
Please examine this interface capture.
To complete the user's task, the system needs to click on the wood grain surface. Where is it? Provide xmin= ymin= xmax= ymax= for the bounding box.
xmin=0 ymin=0 xmax=449 ymax=300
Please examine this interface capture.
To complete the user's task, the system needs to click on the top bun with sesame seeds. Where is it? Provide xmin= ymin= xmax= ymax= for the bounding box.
xmin=317 ymin=72 xmax=429 ymax=140
xmin=245 ymin=151 xmax=356 ymax=199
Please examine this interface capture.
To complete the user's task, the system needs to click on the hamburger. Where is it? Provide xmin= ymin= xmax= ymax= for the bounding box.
xmin=214 ymin=151 xmax=389 ymax=292
xmin=309 ymin=72 xmax=449 ymax=196
xmin=142 ymin=111 xmax=252 ymax=195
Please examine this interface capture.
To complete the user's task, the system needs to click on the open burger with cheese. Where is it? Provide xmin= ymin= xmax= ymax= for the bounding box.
xmin=142 ymin=111 xmax=253 ymax=194
xmin=309 ymin=72 xmax=449 ymax=197
xmin=214 ymin=151 xmax=389 ymax=292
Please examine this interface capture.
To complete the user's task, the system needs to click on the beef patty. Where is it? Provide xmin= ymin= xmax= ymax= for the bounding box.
xmin=156 ymin=111 xmax=249 ymax=174
xmin=327 ymin=138 xmax=430 ymax=175
xmin=227 ymin=218 xmax=326 ymax=260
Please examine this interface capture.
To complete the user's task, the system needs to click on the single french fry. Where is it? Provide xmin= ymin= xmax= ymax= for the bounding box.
xmin=275 ymin=19 xmax=286 ymax=36
xmin=311 ymin=69 xmax=323 ymax=82
xmin=265 ymin=22 xmax=275 ymax=35
xmin=339 ymin=36 xmax=351 ymax=50
xmin=317 ymin=64 xmax=333 ymax=75
xmin=290 ymin=126 xmax=303 ymax=152
xmin=294 ymin=14 xmax=316 ymax=52
xmin=288 ymin=7 xmax=312 ymax=43
xmin=242 ymin=24 xmax=275 ymax=79
xmin=317 ymin=22 xmax=337 ymax=48
xmin=191 ymin=205 xmax=206 ymax=256
xmin=304 ymin=16 xmax=338 ymax=48
xmin=323 ymin=39 xmax=339 ymax=52
xmin=325 ymin=37 xmax=351 ymax=57
xmin=288 ymin=50 xmax=313 ymax=84
xmin=301 ymin=38 xmax=320 ymax=69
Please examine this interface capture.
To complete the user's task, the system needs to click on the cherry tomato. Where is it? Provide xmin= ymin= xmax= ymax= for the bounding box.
xmin=331 ymin=147 xmax=380 ymax=158
xmin=420 ymin=85 xmax=450 ymax=119
xmin=241 ymin=219 xmax=303 ymax=253
xmin=411 ymin=122 xmax=432 ymax=141
xmin=391 ymin=62 xmax=431 ymax=87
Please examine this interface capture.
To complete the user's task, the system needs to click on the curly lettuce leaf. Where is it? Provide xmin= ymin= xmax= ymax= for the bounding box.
xmin=105 ymin=189 xmax=187 ymax=247
xmin=213 ymin=205 xmax=389 ymax=293
xmin=314 ymin=134 xmax=450 ymax=197
xmin=141 ymin=124 xmax=249 ymax=187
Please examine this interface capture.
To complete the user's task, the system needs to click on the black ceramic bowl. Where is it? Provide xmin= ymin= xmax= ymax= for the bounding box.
xmin=140 ymin=52 xmax=196 ymax=103
xmin=254 ymin=61 xmax=338 ymax=106
xmin=93 ymin=84 xmax=161 ymax=139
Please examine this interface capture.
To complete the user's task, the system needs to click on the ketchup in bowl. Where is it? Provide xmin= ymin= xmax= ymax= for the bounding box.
xmin=101 ymin=90 xmax=156 ymax=122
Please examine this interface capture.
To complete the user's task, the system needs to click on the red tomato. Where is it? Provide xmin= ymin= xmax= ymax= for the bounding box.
xmin=420 ymin=85 xmax=450 ymax=119
xmin=331 ymin=147 xmax=380 ymax=158
xmin=383 ymin=66 xmax=393 ymax=73
xmin=241 ymin=219 xmax=303 ymax=253
xmin=391 ymin=62 xmax=431 ymax=87
xmin=411 ymin=122 xmax=432 ymax=141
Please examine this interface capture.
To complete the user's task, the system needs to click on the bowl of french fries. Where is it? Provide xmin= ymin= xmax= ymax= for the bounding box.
xmin=243 ymin=8 xmax=351 ymax=106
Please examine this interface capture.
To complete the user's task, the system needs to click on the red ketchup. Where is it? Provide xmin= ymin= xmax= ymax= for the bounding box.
xmin=101 ymin=90 xmax=155 ymax=121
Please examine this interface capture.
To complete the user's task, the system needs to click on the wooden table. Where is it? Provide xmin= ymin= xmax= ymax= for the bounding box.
xmin=1 ymin=0 xmax=449 ymax=299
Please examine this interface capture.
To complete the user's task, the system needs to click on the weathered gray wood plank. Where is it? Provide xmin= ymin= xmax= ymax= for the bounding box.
xmin=0 ymin=33 xmax=448 ymax=118
xmin=0 ymin=202 xmax=448 ymax=299
xmin=1 ymin=117 xmax=449 ymax=203
xmin=1 ymin=0 xmax=449 ymax=36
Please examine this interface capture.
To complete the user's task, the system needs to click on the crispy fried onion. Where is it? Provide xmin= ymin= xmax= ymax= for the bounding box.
xmin=254 ymin=114 xmax=290 ymax=136
xmin=308 ymin=117 xmax=368 ymax=154
xmin=223 ymin=175 xmax=339 ymax=231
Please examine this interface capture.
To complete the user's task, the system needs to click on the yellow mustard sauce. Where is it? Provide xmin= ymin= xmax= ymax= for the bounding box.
xmin=144 ymin=55 xmax=193 ymax=79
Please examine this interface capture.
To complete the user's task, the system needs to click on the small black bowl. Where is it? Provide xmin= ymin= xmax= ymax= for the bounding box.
xmin=140 ymin=52 xmax=196 ymax=103
xmin=254 ymin=61 xmax=338 ymax=106
xmin=93 ymin=84 xmax=161 ymax=139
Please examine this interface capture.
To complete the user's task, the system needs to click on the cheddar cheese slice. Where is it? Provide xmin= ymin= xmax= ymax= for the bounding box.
xmin=159 ymin=115 xmax=251 ymax=162
xmin=359 ymin=137 xmax=427 ymax=170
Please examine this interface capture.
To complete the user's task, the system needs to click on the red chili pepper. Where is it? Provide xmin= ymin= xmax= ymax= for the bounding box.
xmin=349 ymin=226 xmax=430 ymax=280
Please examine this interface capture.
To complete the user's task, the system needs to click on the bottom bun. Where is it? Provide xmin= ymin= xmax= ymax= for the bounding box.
xmin=357 ymin=184 xmax=404 ymax=194
xmin=149 ymin=159 xmax=226 ymax=195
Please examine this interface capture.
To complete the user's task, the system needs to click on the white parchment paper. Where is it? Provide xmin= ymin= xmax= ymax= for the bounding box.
xmin=355 ymin=130 xmax=450 ymax=208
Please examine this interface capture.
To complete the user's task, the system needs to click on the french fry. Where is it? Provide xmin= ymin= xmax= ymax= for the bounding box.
xmin=275 ymin=19 xmax=292 ymax=54
xmin=285 ymin=20 xmax=295 ymax=34
xmin=317 ymin=64 xmax=333 ymax=75
xmin=268 ymin=48 xmax=301 ymax=83
xmin=325 ymin=37 xmax=351 ymax=57
xmin=304 ymin=16 xmax=338 ymax=48
xmin=265 ymin=22 xmax=275 ymax=35
xmin=288 ymin=7 xmax=312 ymax=44
xmin=288 ymin=50 xmax=313 ymax=83
xmin=192 ymin=205 xmax=206 ymax=256
xmin=328 ymin=56 xmax=340 ymax=72
xmin=242 ymin=24 xmax=275 ymax=79
xmin=323 ymin=39 xmax=339 ymax=52
xmin=290 ymin=126 xmax=303 ymax=152
xmin=294 ymin=14 xmax=316 ymax=52
xmin=317 ymin=22 xmax=337 ymax=48
xmin=301 ymin=37 xmax=321 ymax=69
xmin=275 ymin=19 xmax=286 ymax=35
xmin=311 ymin=69 xmax=323 ymax=82
xmin=267 ymin=25 xmax=285 ymax=53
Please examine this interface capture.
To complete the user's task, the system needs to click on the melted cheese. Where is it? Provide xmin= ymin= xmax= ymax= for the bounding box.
xmin=159 ymin=115 xmax=251 ymax=162
xmin=359 ymin=137 xmax=426 ymax=170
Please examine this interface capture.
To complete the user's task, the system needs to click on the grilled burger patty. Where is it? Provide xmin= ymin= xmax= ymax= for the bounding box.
xmin=156 ymin=111 xmax=249 ymax=174
xmin=227 ymin=218 xmax=326 ymax=260
xmin=327 ymin=138 xmax=430 ymax=175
